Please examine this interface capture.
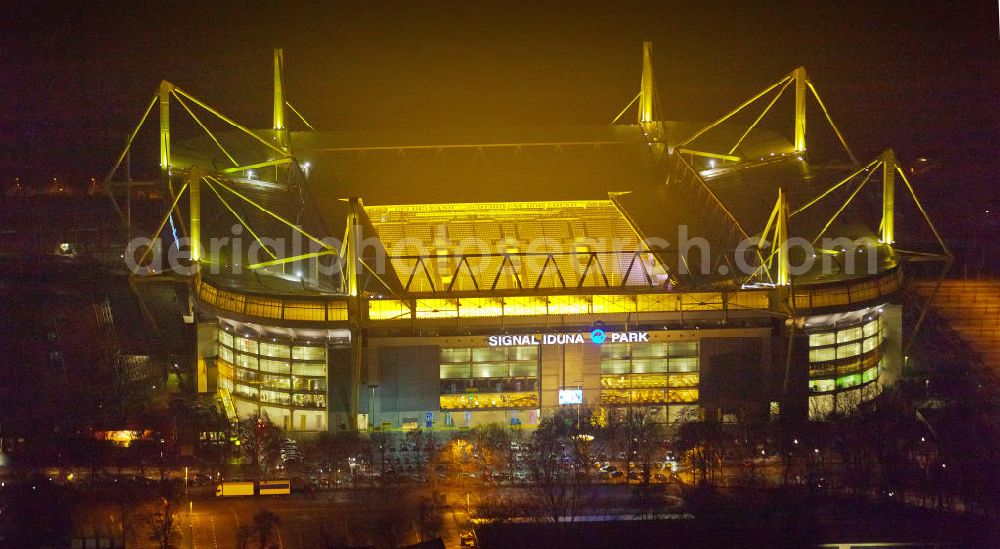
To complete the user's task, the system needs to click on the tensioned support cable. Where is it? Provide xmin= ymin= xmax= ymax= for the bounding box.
xmin=204 ymin=179 xmax=277 ymax=260
xmin=790 ymin=159 xmax=881 ymax=217
xmin=205 ymin=176 xmax=333 ymax=251
xmin=285 ymin=101 xmax=315 ymax=131
xmin=135 ymin=181 xmax=189 ymax=268
xmin=807 ymin=80 xmax=859 ymax=166
xmin=104 ymin=93 xmax=159 ymax=184
xmin=677 ymin=75 xmax=792 ymax=149
xmin=728 ymin=78 xmax=793 ymax=156
xmin=172 ymin=87 xmax=290 ymax=158
xmin=171 ymin=91 xmax=240 ymax=167
xmin=611 ymin=92 xmax=641 ymax=125
xmin=896 ymin=166 xmax=951 ymax=258
xmin=811 ymin=163 xmax=879 ymax=244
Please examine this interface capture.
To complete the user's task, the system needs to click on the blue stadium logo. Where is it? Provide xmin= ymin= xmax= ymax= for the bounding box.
xmin=590 ymin=321 xmax=607 ymax=345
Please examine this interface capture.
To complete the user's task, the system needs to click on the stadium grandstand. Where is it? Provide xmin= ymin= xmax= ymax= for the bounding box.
xmin=104 ymin=43 xmax=949 ymax=432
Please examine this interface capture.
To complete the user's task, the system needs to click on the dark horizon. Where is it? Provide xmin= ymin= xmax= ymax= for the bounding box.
xmin=2 ymin=0 xmax=998 ymax=187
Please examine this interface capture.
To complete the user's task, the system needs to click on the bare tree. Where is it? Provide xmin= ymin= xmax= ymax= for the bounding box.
xmin=471 ymin=422 xmax=511 ymax=480
xmin=608 ymin=406 xmax=659 ymax=482
xmin=238 ymin=411 xmax=284 ymax=482
xmin=526 ymin=430 xmax=594 ymax=522
xmin=143 ymin=479 xmax=182 ymax=549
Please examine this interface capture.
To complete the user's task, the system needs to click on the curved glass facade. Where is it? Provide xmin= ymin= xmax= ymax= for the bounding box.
xmin=216 ymin=325 xmax=328 ymax=430
xmin=805 ymin=308 xmax=885 ymax=418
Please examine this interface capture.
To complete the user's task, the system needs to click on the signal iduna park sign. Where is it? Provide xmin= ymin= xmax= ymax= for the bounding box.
xmin=487 ymin=329 xmax=649 ymax=347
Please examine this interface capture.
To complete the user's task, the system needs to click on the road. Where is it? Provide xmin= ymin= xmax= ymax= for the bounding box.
xmin=132 ymin=481 xmax=684 ymax=548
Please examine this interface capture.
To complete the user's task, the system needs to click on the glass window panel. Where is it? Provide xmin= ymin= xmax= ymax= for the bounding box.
xmin=509 ymin=362 xmax=538 ymax=378
xmin=668 ymin=341 xmax=698 ymax=356
xmin=218 ymin=331 xmax=234 ymax=347
xmin=837 ymin=342 xmax=862 ymax=359
xmin=471 ymin=363 xmax=506 ymax=378
xmin=601 ymin=359 xmax=630 ymax=375
xmin=471 ymin=347 xmax=506 ymax=362
xmin=234 ymin=337 xmax=258 ymax=354
xmin=235 ymin=353 xmax=258 ymax=370
xmin=668 ymin=389 xmax=699 ymax=403
xmin=509 ymin=346 xmax=538 ymax=361
xmin=836 ymin=326 xmax=863 ymax=344
xmin=862 ymin=319 xmax=879 ymax=337
xmin=631 ymin=374 xmax=668 ymax=388
xmin=631 ymin=359 xmax=668 ymax=374
xmin=809 ymin=378 xmax=836 ymax=392
xmin=234 ymin=383 xmax=258 ymax=398
xmin=601 ymin=343 xmax=630 ymax=360
xmin=440 ymin=348 xmax=471 ymax=363
xmin=440 ymin=364 xmax=471 ymax=379
xmin=809 ymin=332 xmax=836 ymax=347
xmin=862 ymin=366 xmax=879 ymax=383
xmin=836 ymin=373 xmax=862 ymax=389
xmin=292 ymin=346 xmax=326 ymax=361
xmin=259 ymin=390 xmax=290 ymax=405
xmin=259 ymin=342 xmax=291 ymax=358
xmin=601 ymin=376 xmax=628 ymax=389
xmin=629 ymin=389 xmax=667 ymax=404
xmin=669 ymin=373 xmax=699 ymax=387
xmin=218 ymin=346 xmax=234 ymax=363
xmin=862 ymin=335 xmax=879 ymax=353
xmin=293 ymin=362 xmax=325 ymax=377
xmin=631 ymin=343 xmax=666 ymax=358
xmin=259 ymin=359 xmax=290 ymax=374
xmin=668 ymin=357 xmax=699 ymax=372
xmin=234 ymin=368 xmax=259 ymax=382
xmin=809 ymin=348 xmax=836 ymax=363
xmin=260 ymin=374 xmax=291 ymax=390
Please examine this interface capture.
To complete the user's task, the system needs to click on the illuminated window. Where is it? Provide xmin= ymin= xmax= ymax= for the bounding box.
xmin=292 ymin=345 xmax=325 ymax=361
xmin=669 ymin=357 xmax=699 ymax=372
xmin=862 ymin=365 xmax=880 ymax=383
xmin=293 ymin=363 xmax=325 ymax=377
xmin=259 ymin=342 xmax=291 ymax=359
xmin=259 ymin=359 xmax=291 ymax=374
xmin=809 ymin=332 xmax=835 ymax=347
xmin=235 ymin=353 xmax=258 ymax=370
xmin=234 ymin=337 xmax=258 ymax=354
xmin=668 ymin=341 xmax=698 ymax=356
xmin=631 ymin=359 xmax=668 ymax=374
xmin=809 ymin=378 xmax=836 ymax=392
xmin=862 ymin=335 xmax=879 ymax=353
xmin=836 ymin=326 xmax=863 ymax=344
xmin=837 ymin=342 xmax=861 ymax=359
xmin=509 ymin=362 xmax=538 ymax=377
xmin=836 ymin=373 xmax=862 ymax=389
xmin=510 ymin=345 xmax=538 ymax=361
xmin=809 ymin=348 xmax=836 ymax=362
xmin=440 ymin=364 xmax=471 ymax=379
xmin=472 ymin=363 xmax=506 ymax=378
xmin=601 ymin=360 xmax=630 ymax=375
xmin=862 ymin=319 xmax=879 ymax=337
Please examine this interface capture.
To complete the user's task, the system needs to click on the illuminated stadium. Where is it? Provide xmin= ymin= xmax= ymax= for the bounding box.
xmin=108 ymin=44 xmax=949 ymax=432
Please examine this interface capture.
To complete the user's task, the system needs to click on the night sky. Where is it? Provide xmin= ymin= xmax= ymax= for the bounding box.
xmin=2 ymin=1 xmax=998 ymax=189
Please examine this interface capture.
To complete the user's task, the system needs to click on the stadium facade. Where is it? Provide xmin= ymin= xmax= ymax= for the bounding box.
xmin=111 ymin=44 xmax=944 ymax=433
